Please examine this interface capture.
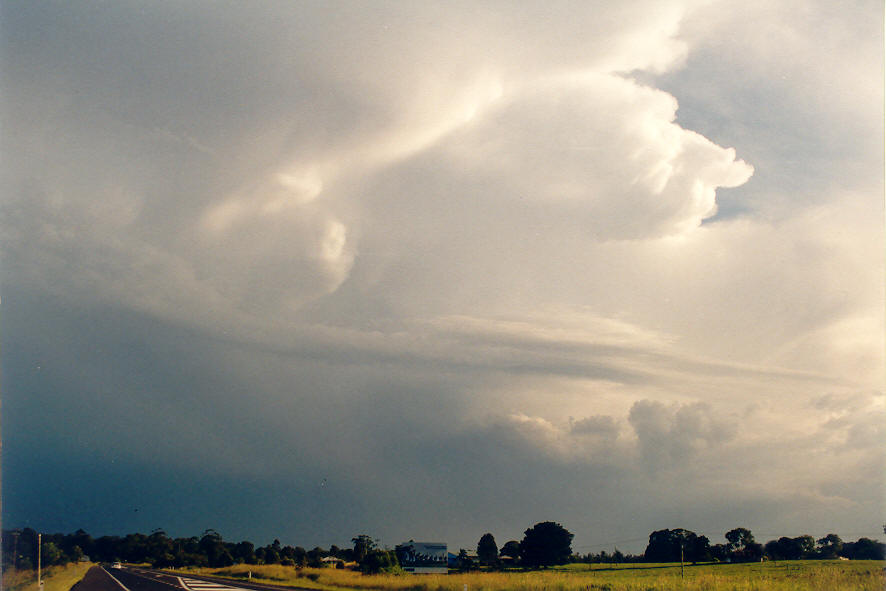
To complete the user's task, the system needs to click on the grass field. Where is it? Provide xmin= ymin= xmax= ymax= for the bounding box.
xmin=180 ymin=560 xmax=885 ymax=591
xmin=2 ymin=562 xmax=95 ymax=591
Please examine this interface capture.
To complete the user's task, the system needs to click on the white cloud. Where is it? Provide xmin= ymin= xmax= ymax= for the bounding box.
xmin=434 ymin=72 xmax=753 ymax=239
xmin=1 ymin=0 xmax=882 ymax=547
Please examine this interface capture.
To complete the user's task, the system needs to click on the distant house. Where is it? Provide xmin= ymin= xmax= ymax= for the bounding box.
xmin=320 ymin=556 xmax=343 ymax=568
xmin=395 ymin=541 xmax=448 ymax=574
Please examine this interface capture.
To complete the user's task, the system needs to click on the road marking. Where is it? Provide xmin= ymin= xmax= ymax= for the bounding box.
xmin=101 ymin=568 xmax=133 ymax=591
xmin=177 ymin=578 xmax=250 ymax=591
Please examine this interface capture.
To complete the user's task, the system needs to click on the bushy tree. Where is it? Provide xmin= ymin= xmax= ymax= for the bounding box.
xmin=500 ymin=540 xmax=521 ymax=559
xmin=764 ymin=536 xmax=815 ymax=560
xmin=306 ymin=546 xmax=325 ymax=568
xmin=725 ymin=528 xmax=760 ymax=562
xmin=352 ymin=535 xmax=375 ymax=564
xmin=816 ymin=534 xmax=843 ymax=559
xmin=709 ymin=543 xmax=728 ymax=562
xmin=263 ymin=547 xmax=280 ymax=564
xmin=293 ymin=546 xmax=308 ymax=567
xmin=644 ymin=529 xmax=707 ymax=563
xmin=41 ymin=541 xmax=65 ymax=566
xmin=794 ymin=535 xmax=816 ymax=559
xmin=477 ymin=533 xmax=498 ymax=566
xmin=456 ymin=549 xmax=475 ymax=571
xmin=234 ymin=541 xmax=256 ymax=564
xmin=842 ymin=538 xmax=885 ymax=560
xmin=763 ymin=539 xmax=782 ymax=560
xmin=520 ymin=522 xmax=574 ymax=568
xmin=361 ymin=549 xmax=398 ymax=574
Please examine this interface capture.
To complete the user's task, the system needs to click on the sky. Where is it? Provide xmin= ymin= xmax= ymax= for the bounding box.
xmin=1 ymin=1 xmax=883 ymax=555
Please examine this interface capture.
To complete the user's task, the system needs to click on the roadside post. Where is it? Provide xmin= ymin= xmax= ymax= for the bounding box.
xmin=37 ymin=534 xmax=42 ymax=590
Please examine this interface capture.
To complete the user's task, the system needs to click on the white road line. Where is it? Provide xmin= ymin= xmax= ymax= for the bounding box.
xmin=178 ymin=578 xmax=249 ymax=591
xmin=102 ymin=568 xmax=133 ymax=591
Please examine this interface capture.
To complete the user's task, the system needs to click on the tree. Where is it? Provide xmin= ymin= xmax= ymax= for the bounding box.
xmin=842 ymin=538 xmax=885 ymax=560
xmin=500 ymin=540 xmax=521 ymax=559
xmin=361 ymin=549 xmax=398 ymax=574
xmin=725 ymin=528 xmax=756 ymax=561
xmin=686 ymin=535 xmax=712 ymax=564
xmin=764 ymin=536 xmax=814 ymax=561
xmin=816 ymin=534 xmax=843 ymax=559
xmin=306 ymin=546 xmax=325 ymax=568
xmin=68 ymin=530 xmax=95 ymax=561
xmin=644 ymin=529 xmax=701 ymax=563
xmin=234 ymin=541 xmax=256 ymax=564
xmin=41 ymin=541 xmax=64 ymax=566
xmin=743 ymin=542 xmax=763 ymax=562
xmin=794 ymin=535 xmax=816 ymax=559
xmin=709 ymin=543 xmax=728 ymax=562
xmin=263 ymin=547 xmax=280 ymax=565
xmin=456 ymin=549 xmax=474 ymax=571
xmin=69 ymin=545 xmax=84 ymax=563
xmin=352 ymin=535 xmax=376 ymax=564
xmin=763 ymin=539 xmax=782 ymax=561
xmin=477 ymin=533 xmax=498 ymax=567
xmin=520 ymin=522 xmax=574 ymax=568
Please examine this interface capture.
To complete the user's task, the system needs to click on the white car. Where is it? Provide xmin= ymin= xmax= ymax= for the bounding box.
xmin=111 ymin=562 xmax=122 ymax=569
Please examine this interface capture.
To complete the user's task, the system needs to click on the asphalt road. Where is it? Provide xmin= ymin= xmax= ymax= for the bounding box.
xmin=71 ymin=567 xmax=314 ymax=591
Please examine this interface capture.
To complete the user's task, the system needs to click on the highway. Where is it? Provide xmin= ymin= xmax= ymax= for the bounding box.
xmin=71 ymin=566 xmax=315 ymax=591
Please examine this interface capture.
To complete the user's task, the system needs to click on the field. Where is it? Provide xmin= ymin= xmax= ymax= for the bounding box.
xmin=180 ymin=560 xmax=885 ymax=591
xmin=2 ymin=562 xmax=95 ymax=591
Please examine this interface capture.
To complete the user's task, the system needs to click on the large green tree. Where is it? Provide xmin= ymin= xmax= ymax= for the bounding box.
xmin=519 ymin=522 xmax=574 ymax=568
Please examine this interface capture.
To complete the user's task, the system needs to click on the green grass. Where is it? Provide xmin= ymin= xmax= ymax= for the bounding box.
xmin=2 ymin=563 xmax=95 ymax=591
xmin=179 ymin=560 xmax=885 ymax=591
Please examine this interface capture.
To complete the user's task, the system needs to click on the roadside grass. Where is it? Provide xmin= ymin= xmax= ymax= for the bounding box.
xmin=2 ymin=563 xmax=95 ymax=591
xmin=181 ymin=560 xmax=885 ymax=591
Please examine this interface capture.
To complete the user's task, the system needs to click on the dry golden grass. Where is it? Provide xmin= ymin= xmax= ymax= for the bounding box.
xmin=2 ymin=563 xmax=95 ymax=591
xmin=181 ymin=560 xmax=885 ymax=591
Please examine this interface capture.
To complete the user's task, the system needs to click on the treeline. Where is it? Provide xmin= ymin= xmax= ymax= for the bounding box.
xmin=466 ymin=525 xmax=884 ymax=570
xmin=2 ymin=525 xmax=883 ymax=573
xmin=0 ymin=528 xmax=356 ymax=570
xmin=572 ymin=528 xmax=885 ymax=564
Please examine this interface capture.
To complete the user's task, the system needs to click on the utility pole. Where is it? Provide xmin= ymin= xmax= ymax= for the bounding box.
xmin=37 ymin=534 xmax=42 ymax=590
xmin=680 ymin=538 xmax=683 ymax=579
xmin=11 ymin=532 xmax=19 ymax=570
